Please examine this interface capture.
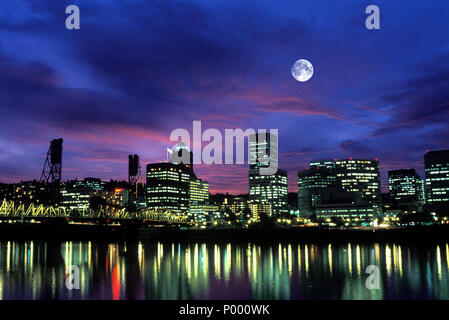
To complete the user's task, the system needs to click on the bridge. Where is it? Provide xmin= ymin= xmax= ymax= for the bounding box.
xmin=0 ymin=199 xmax=190 ymax=225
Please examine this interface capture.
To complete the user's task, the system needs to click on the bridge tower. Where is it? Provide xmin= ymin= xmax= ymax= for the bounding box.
xmin=40 ymin=138 xmax=63 ymax=184
xmin=128 ymin=154 xmax=141 ymax=187
xmin=128 ymin=154 xmax=141 ymax=210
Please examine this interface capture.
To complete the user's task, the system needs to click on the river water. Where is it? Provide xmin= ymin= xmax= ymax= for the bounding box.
xmin=0 ymin=241 xmax=448 ymax=299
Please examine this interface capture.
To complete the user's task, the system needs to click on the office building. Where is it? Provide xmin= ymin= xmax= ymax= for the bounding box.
xmin=248 ymin=132 xmax=288 ymax=216
xmin=249 ymin=132 xmax=278 ymax=171
xmin=76 ymin=177 xmax=105 ymax=192
xmin=60 ymin=178 xmax=104 ymax=212
xmin=61 ymin=188 xmax=91 ymax=211
xmin=249 ymin=169 xmax=288 ymax=216
xmin=425 ymin=150 xmax=449 ymax=216
xmin=249 ymin=203 xmax=271 ymax=222
xmin=314 ymin=187 xmax=374 ymax=225
xmin=189 ymin=178 xmax=216 ymax=214
xmin=335 ymin=159 xmax=382 ymax=215
xmin=388 ymin=169 xmax=425 ymax=212
xmin=221 ymin=196 xmax=248 ymax=216
xmin=297 ymin=158 xmax=382 ymax=224
xmin=315 ymin=205 xmax=376 ymax=225
xmin=0 ymin=181 xmax=53 ymax=206
xmin=190 ymin=179 xmax=209 ymax=205
xmin=146 ymin=162 xmax=190 ymax=212
xmin=297 ymin=165 xmax=336 ymax=217
xmin=103 ymin=188 xmax=127 ymax=207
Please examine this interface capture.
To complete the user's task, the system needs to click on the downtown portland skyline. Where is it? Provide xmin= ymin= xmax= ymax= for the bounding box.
xmin=0 ymin=0 xmax=448 ymax=194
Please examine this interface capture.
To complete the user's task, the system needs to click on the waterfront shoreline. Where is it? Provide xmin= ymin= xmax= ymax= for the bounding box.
xmin=0 ymin=222 xmax=448 ymax=243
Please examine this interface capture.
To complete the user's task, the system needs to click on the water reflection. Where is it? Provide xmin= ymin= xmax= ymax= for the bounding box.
xmin=0 ymin=241 xmax=448 ymax=300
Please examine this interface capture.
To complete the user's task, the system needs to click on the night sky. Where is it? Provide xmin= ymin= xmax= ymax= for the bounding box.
xmin=0 ymin=0 xmax=448 ymax=193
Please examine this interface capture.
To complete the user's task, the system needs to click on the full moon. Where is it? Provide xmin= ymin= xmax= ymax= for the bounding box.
xmin=291 ymin=59 xmax=313 ymax=82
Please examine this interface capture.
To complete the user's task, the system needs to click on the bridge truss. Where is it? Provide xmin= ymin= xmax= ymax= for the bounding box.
xmin=0 ymin=199 xmax=189 ymax=224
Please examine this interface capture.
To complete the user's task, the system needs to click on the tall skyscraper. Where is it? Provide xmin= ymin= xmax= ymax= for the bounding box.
xmin=335 ymin=159 xmax=382 ymax=215
xmin=248 ymin=132 xmax=287 ymax=216
xmin=424 ymin=150 xmax=449 ymax=216
xmin=146 ymin=162 xmax=190 ymax=212
xmin=388 ymin=169 xmax=425 ymax=212
xmin=249 ymin=132 xmax=278 ymax=172
xmin=297 ymin=166 xmax=336 ymax=217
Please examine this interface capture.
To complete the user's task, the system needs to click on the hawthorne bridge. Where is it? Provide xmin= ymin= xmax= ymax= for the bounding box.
xmin=1 ymin=139 xmax=193 ymax=226
xmin=0 ymin=200 xmax=191 ymax=225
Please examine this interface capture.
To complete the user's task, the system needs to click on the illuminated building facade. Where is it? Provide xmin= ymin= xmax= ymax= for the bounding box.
xmin=248 ymin=132 xmax=288 ymax=216
xmin=249 ymin=132 xmax=278 ymax=171
xmin=315 ymin=205 xmax=376 ymax=224
xmin=0 ymin=181 xmax=61 ymax=206
xmin=104 ymin=188 xmax=127 ymax=207
xmin=249 ymin=203 xmax=271 ymax=221
xmin=146 ymin=162 xmax=190 ymax=212
xmin=221 ymin=196 xmax=248 ymax=216
xmin=335 ymin=159 xmax=382 ymax=215
xmin=76 ymin=177 xmax=105 ymax=192
xmin=4 ymin=182 xmax=38 ymax=204
xmin=249 ymin=170 xmax=288 ymax=216
xmin=61 ymin=188 xmax=90 ymax=211
xmin=297 ymin=163 xmax=336 ymax=217
xmin=189 ymin=179 xmax=216 ymax=220
xmin=189 ymin=179 xmax=209 ymax=205
xmin=0 ymin=181 xmax=51 ymax=205
xmin=297 ymin=159 xmax=381 ymax=224
xmin=388 ymin=169 xmax=425 ymax=212
xmin=314 ymin=189 xmax=374 ymax=225
xmin=425 ymin=150 xmax=449 ymax=216
xmin=60 ymin=178 xmax=105 ymax=212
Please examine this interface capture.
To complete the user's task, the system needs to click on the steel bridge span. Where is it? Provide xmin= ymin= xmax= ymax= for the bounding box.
xmin=0 ymin=200 xmax=190 ymax=225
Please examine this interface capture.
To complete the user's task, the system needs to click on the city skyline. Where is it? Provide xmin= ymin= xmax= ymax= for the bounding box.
xmin=2 ymin=0 xmax=449 ymax=306
xmin=0 ymin=134 xmax=446 ymax=195
xmin=0 ymin=0 xmax=448 ymax=194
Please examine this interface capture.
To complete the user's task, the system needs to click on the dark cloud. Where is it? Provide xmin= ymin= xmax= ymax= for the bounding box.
xmin=372 ymin=52 xmax=449 ymax=137
xmin=338 ymin=139 xmax=373 ymax=156
xmin=0 ymin=0 xmax=448 ymax=193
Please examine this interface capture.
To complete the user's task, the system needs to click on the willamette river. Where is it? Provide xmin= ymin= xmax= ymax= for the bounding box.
xmin=0 ymin=241 xmax=448 ymax=299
